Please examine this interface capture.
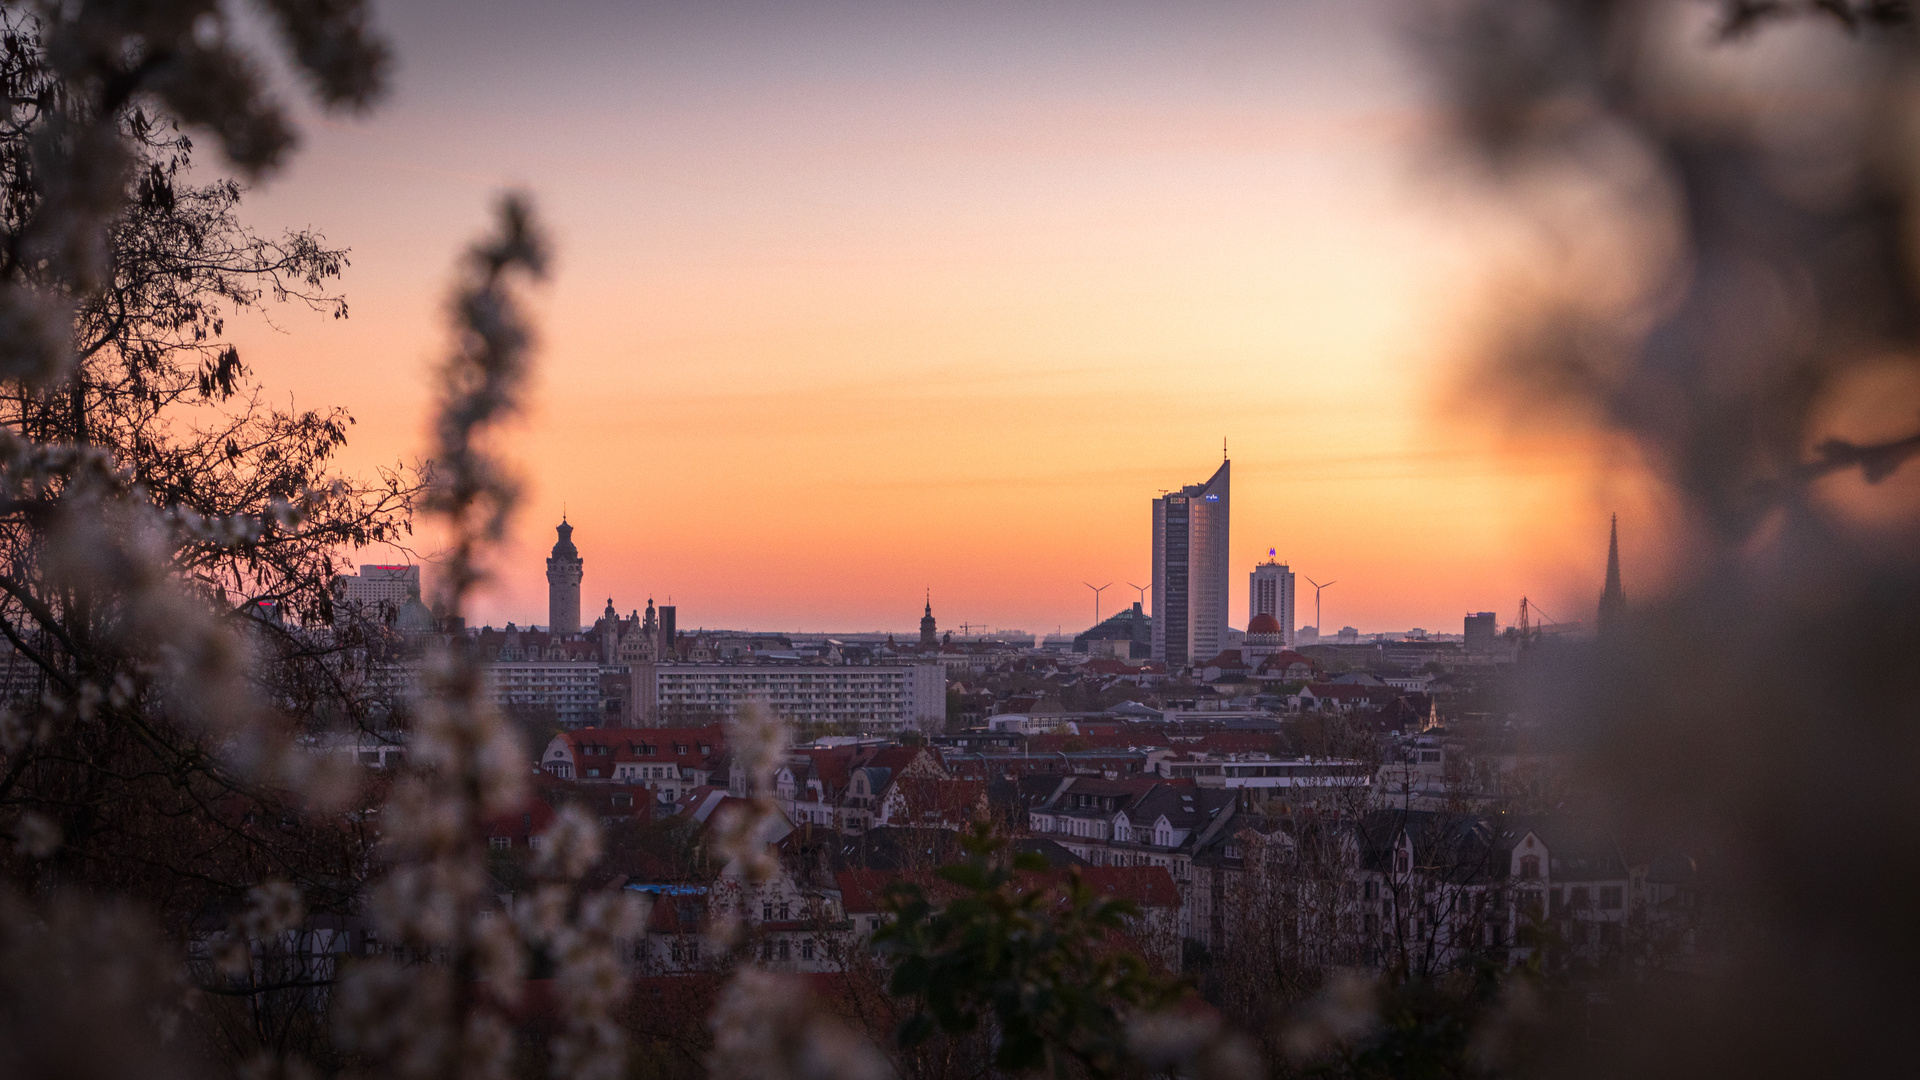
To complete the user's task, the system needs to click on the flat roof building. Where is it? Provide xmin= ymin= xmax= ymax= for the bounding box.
xmin=636 ymin=661 xmax=946 ymax=734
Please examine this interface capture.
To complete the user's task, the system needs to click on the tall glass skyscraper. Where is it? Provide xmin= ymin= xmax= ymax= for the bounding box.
xmin=1152 ymin=458 xmax=1229 ymax=666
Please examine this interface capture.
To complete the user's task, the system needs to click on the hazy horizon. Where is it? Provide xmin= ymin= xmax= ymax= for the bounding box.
xmin=227 ymin=0 xmax=1662 ymax=635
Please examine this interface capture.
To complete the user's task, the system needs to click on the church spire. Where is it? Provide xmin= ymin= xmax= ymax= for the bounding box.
xmin=1598 ymin=513 xmax=1626 ymax=638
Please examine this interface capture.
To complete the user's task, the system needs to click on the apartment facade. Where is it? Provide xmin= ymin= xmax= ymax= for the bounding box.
xmin=1249 ymin=555 xmax=1296 ymax=649
xmin=635 ymin=661 xmax=946 ymax=732
xmin=485 ymin=660 xmax=603 ymax=727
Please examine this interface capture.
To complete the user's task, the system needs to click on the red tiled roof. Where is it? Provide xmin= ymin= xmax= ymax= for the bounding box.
xmin=795 ymin=746 xmax=859 ymax=797
xmin=480 ymin=794 xmax=555 ymax=841
xmin=1075 ymin=865 xmax=1181 ymax=909
xmin=865 ymin=746 xmax=927 ymax=776
xmin=835 ymin=868 xmax=894 ymax=915
xmin=889 ymin=777 xmax=986 ymax=823
xmin=555 ymin=725 xmax=727 ymax=769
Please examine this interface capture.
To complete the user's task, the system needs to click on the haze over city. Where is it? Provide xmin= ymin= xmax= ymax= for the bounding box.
xmin=8 ymin=3 xmax=1920 ymax=1077
xmin=223 ymin=0 xmax=1661 ymax=636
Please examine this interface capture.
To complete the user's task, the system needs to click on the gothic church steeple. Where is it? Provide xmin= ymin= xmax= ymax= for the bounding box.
xmin=1598 ymin=514 xmax=1626 ymax=639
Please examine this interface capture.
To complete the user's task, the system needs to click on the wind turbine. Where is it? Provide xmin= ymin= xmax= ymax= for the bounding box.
xmin=1083 ymin=581 xmax=1113 ymax=626
xmin=1306 ymin=576 xmax=1337 ymax=635
xmin=1127 ymin=582 xmax=1150 ymax=608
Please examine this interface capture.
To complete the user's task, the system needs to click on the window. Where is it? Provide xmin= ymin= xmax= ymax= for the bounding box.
xmin=1600 ymin=885 xmax=1624 ymax=909
xmin=801 ymin=940 xmax=814 ymax=961
xmin=763 ymin=903 xmax=773 ymax=921
xmin=489 ymin=836 xmax=511 ymax=850
xmin=777 ymin=940 xmax=790 ymax=961
xmin=1519 ymin=855 xmax=1540 ymax=880
xmin=778 ymin=901 xmax=791 ymax=920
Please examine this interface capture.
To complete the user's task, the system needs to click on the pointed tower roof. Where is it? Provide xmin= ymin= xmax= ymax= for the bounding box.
xmin=1598 ymin=514 xmax=1626 ymax=637
xmin=551 ymin=517 xmax=578 ymax=560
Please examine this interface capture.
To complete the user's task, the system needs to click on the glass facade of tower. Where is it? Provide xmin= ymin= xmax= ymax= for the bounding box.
xmin=1152 ymin=460 xmax=1229 ymax=666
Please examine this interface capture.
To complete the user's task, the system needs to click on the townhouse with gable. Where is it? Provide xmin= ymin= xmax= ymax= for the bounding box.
xmin=540 ymin=726 xmax=727 ymax=805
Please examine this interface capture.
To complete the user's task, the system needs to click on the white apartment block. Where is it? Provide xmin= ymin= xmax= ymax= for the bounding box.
xmin=331 ymin=564 xmax=420 ymax=625
xmin=637 ymin=662 xmax=946 ymax=732
xmin=485 ymin=661 xmax=602 ymax=728
xmin=1249 ymin=556 xmax=1297 ymax=649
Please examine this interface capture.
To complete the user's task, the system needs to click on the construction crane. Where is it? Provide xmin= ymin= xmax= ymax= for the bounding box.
xmin=1517 ymin=597 xmax=1560 ymax=649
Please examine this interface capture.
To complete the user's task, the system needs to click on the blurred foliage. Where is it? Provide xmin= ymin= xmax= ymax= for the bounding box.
xmin=876 ymin=825 xmax=1185 ymax=1078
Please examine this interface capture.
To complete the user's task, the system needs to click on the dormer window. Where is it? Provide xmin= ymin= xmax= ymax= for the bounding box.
xmin=1519 ymin=855 xmax=1540 ymax=880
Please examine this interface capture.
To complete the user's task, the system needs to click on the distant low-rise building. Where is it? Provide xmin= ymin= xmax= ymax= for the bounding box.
xmin=636 ymin=661 xmax=945 ymax=733
xmin=331 ymin=564 xmax=421 ymax=627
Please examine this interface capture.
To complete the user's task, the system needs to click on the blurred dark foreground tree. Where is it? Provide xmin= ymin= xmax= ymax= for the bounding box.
xmin=0 ymin=6 xmax=418 ymax=937
xmin=1389 ymin=1 xmax=1920 ymax=1078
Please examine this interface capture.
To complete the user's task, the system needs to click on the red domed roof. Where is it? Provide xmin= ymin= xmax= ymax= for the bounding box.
xmin=1248 ymin=613 xmax=1282 ymax=635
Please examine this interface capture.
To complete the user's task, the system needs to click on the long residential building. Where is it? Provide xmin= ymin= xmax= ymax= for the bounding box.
xmin=634 ymin=661 xmax=947 ymax=733
xmin=486 ymin=660 xmax=603 ymax=727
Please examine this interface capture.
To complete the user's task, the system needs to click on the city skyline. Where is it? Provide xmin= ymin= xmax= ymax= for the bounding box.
xmin=444 ymin=504 xmax=1617 ymax=642
xmin=223 ymin=0 xmax=1664 ymax=636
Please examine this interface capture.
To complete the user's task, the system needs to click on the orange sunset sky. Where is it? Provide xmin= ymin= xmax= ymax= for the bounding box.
xmin=223 ymin=0 xmax=1665 ymax=637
